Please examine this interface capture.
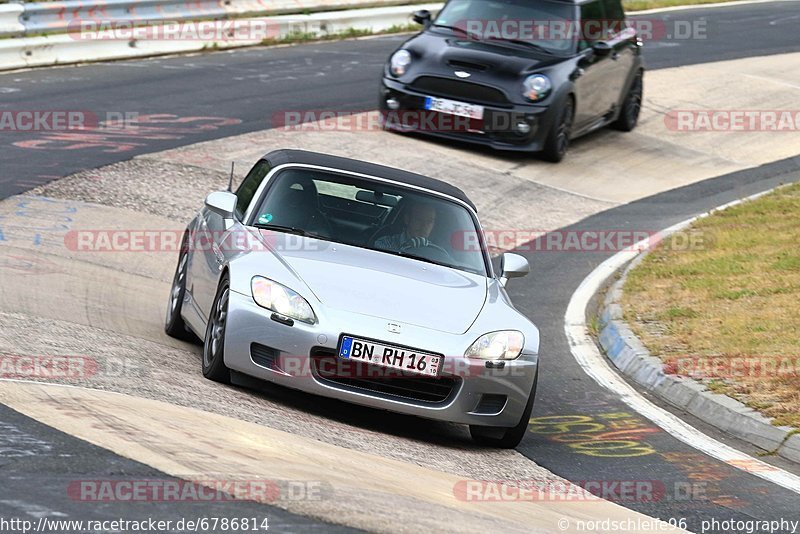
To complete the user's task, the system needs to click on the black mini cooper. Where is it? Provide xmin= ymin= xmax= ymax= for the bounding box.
xmin=379 ymin=0 xmax=644 ymax=162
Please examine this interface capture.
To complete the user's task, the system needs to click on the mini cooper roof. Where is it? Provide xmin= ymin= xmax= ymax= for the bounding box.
xmin=545 ymin=0 xmax=598 ymax=5
xmin=261 ymin=149 xmax=478 ymax=212
xmin=518 ymin=0 xmax=601 ymax=5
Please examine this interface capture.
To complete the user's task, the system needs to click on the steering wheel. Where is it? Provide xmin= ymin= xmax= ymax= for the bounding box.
xmin=402 ymin=240 xmax=455 ymax=264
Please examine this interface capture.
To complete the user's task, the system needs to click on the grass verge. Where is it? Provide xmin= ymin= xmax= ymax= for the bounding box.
xmin=622 ymin=183 xmax=800 ymax=428
xmin=20 ymin=0 xmax=754 ymax=8
xmin=623 ymin=0 xmax=744 ymax=11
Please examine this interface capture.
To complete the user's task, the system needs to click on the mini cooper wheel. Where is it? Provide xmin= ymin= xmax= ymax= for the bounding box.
xmin=612 ymin=71 xmax=643 ymax=132
xmin=541 ymin=98 xmax=574 ymax=163
xmin=202 ymin=273 xmax=231 ymax=383
xmin=469 ymin=369 xmax=538 ymax=449
xmin=164 ymin=233 xmax=195 ymax=341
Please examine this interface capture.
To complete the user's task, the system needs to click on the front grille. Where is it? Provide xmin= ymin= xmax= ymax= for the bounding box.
xmin=250 ymin=343 xmax=279 ymax=369
xmin=310 ymin=348 xmax=459 ymax=404
xmin=409 ymin=76 xmax=510 ymax=106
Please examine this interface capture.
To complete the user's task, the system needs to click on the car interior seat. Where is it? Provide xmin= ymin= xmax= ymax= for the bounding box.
xmin=367 ymin=198 xmax=408 ymax=247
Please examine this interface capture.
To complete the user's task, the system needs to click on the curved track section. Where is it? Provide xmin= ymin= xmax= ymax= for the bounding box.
xmin=2 ymin=2 xmax=800 ymax=532
xmin=2 ymin=1 xmax=800 ymax=198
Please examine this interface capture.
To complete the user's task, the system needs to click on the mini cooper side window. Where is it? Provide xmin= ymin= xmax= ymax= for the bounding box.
xmin=603 ymin=0 xmax=625 ymax=22
xmin=602 ymin=0 xmax=626 ymax=34
xmin=235 ymin=160 xmax=270 ymax=220
xmin=579 ymin=0 xmax=606 ymax=51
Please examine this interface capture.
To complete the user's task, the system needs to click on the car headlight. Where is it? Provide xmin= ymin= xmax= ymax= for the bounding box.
xmin=522 ymin=74 xmax=551 ymax=102
xmin=390 ymin=50 xmax=412 ymax=77
xmin=465 ymin=331 xmax=524 ymax=360
xmin=251 ymin=276 xmax=316 ymax=324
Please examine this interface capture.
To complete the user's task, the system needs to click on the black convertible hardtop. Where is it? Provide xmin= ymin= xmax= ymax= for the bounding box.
xmin=262 ymin=149 xmax=477 ymax=212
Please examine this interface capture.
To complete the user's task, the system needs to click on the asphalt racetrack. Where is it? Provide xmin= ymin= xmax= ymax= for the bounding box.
xmin=1 ymin=2 xmax=800 ymax=533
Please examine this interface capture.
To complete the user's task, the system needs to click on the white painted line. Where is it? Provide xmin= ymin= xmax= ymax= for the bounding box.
xmin=741 ymin=73 xmax=800 ymax=91
xmin=0 ymin=500 xmax=67 ymax=518
xmin=518 ymin=174 xmax=621 ymax=204
xmin=564 ymin=186 xmax=800 ymax=495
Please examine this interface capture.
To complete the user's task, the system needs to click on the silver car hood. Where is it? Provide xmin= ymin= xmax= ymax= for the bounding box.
xmin=261 ymin=232 xmax=488 ymax=334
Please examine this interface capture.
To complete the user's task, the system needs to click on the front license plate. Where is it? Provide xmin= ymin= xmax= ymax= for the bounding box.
xmin=424 ymin=96 xmax=484 ymax=120
xmin=338 ymin=336 xmax=442 ymax=378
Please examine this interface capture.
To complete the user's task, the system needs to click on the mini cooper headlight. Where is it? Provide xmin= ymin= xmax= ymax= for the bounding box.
xmin=465 ymin=331 xmax=524 ymax=360
xmin=390 ymin=50 xmax=412 ymax=77
xmin=251 ymin=276 xmax=316 ymax=324
xmin=522 ymin=74 xmax=552 ymax=102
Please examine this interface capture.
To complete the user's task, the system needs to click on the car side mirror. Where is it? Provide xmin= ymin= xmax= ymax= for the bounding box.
xmin=205 ymin=191 xmax=237 ymax=220
xmin=499 ymin=252 xmax=530 ymax=287
xmin=592 ymin=41 xmax=613 ymax=57
xmin=413 ymin=9 xmax=432 ymax=27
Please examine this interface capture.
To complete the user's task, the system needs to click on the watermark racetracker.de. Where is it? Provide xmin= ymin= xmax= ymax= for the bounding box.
xmin=663 ymin=356 xmax=800 ymax=379
xmin=62 ymin=228 xmax=707 ymax=254
xmin=0 ymin=111 xmax=140 ymax=132
xmin=0 ymin=354 xmax=144 ymax=381
xmin=453 ymin=478 xmax=710 ymax=503
xmin=68 ymin=477 xmax=329 ymax=504
xmin=665 ymin=110 xmax=800 ymax=132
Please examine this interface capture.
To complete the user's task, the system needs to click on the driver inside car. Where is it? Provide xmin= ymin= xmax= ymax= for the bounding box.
xmin=374 ymin=201 xmax=438 ymax=252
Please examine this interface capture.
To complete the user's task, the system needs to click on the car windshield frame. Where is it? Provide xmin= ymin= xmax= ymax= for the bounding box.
xmin=245 ymin=163 xmax=493 ymax=277
xmin=432 ymin=0 xmax=580 ymax=56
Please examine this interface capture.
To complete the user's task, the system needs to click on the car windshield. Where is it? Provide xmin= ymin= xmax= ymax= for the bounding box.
xmin=250 ymin=168 xmax=488 ymax=276
xmin=434 ymin=0 xmax=577 ymax=54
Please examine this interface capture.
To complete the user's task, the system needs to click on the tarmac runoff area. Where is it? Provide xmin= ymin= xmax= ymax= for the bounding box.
xmin=0 ymin=381 xmax=687 ymax=533
xmin=1 ymin=52 xmax=799 ymax=532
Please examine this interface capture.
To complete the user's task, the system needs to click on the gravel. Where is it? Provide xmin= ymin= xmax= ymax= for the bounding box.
xmin=31 ymin=158 xmax=228 ymax=222
xmin=0 ymin=311 xmax=557 ymax=485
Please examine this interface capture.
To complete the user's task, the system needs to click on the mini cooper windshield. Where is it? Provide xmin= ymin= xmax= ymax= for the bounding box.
xmin=433 ymin=0 xmax=577 ymax=54
xmin=251 ymin=168 xmax=489 ymax=276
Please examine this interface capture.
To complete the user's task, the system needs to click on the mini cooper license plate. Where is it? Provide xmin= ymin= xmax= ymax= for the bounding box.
xmin=338 ymin=336 xmax=443 ymax=378
xmin=424 ymin=96 xmax=485 ymax=120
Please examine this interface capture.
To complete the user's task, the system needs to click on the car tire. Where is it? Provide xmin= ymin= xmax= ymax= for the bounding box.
xmin=540 ymin=97 xmax=574 ymax=163
xmin=612 ymin=71 xmax=643 ymax=132
xmin=469 ymin=369 xmax=538 ymax=449
xmin=202 ymin=272 xmax=232 ymax=384
xmin=380 ymin=111 xmax=406 ymax=134
xmin=164 ymin=233 xmax=196 ymax=341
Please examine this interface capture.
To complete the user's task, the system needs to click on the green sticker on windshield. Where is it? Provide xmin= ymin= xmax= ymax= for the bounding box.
xmin=258 ymin=213 xmax=273 ymax=224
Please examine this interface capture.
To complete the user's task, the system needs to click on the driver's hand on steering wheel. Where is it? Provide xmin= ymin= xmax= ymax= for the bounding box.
xmin=400 ymin=237 xmax=430 ymax=250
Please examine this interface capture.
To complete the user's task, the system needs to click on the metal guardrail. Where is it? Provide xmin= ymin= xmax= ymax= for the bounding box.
xmin=1 ymin=0 xmax=424 ymax=37
xmin=0 ymin=3 xmax=440 ymax=71
xmin=0 ymin=4 xmax=25 ymax=37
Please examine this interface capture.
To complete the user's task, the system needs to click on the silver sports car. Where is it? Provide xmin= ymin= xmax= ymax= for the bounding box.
xmin=165 ymin=150 xmax=539 ymax=448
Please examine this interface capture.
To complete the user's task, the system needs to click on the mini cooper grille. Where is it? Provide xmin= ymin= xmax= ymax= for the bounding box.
xmin=410 ymin=76 xmax=510 ymax=106
xmin=310 ymin=348 xmax=459 ymax=404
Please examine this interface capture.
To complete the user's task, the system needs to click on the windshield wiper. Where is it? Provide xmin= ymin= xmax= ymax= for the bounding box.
xmin=396 ymin=250 xmax=484 ymax=275
xmin=483 ymin=36 xmax=553 ymax=54
xmin=431 ymin=24 xmax=481 ymax=40
xmin=398 ymin=250 xmax=453 ymax=269
xmin=378 ymin=248 xmax=457 ymax=270
xmin=253 ymin=223 xmax=307 ymax=235
xmin=253 ymin=223 xmax=327 ymax=240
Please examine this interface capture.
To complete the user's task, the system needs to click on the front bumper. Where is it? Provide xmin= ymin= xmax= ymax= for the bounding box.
xmin=224 ymin=290 xmax=538 ymax=427
xmin=380 ymin=77 xmax=556 ymax=152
